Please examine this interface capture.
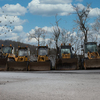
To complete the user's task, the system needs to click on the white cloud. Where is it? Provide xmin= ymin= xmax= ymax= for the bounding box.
xmin=75 ymin=0 xmax=83 ymax=2
xmin=40 ymin=0 xmax=72 ymax=4
xmin=25 ymin=37 xmax=37 ymax=45
xmin=0 ymin=25 xmax=25 ymax=42
xmin=42 ymin=26 xmax=53 ymax=33
xmin=27 ymin=0 xmax=74 ymax=16
xmin=75 ymin=4 xmax=100 ymax=17
xmin=74 ymin=3 xmax=85 ymax=10
xmin=0 ymin=26 xmax=12 ymax=34
xmin=13 ymin=26 xmax=23 ymax=33
xmin=0 ymin=29 xmax=18 ymax=41
xmin=0 ymin=3 xmax=27 ymax=16
xmin=28 ymin=29 xmax=35 ymax=34
xmin=72 ymin=32 xmax=76 ymax=36
xmin=28 ymin=26 xmax=53 ymax=34
xmin=0 ymin=15 xmax=27 ymax=26
xmin=28 ymin=1 xmax=100 ymax=17
xmin=89 ymin=8 xmax=100 ymax=17
xmin=0 ymin=4 xmax=27 ymax=42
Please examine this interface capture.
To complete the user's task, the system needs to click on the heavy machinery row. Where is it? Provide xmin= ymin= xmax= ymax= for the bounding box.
xmin=0 ymin=41 xmax=100 ymax=71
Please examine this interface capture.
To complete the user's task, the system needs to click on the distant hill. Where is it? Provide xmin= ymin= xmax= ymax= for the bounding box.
xmin=0 ymin=39 xmax=56 ymax=55
xmin=0 ymin=40 xmax=37 ymax=54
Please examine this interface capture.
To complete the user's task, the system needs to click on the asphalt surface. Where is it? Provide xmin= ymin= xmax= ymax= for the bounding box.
xmin=0 ymin=70 xmax=100 ymax=100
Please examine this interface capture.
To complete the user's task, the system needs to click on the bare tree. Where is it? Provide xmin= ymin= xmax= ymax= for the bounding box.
xmin=28 ymin=28 xmax=46 ymax=46
xmin=51 ymin=15 xmax=61 ymax=68
xmin=92 ymin=15 xmax=100 ymax=43
xmin=74 ymin=34 xmax=83 ymax=55
xmin=60 ymin=29 xmax=78 ymax=47
xmin=92 ymin=15 xmax=100 ymax=33
xmin=73 ymin=4 xmax=91 ymax=43
xmin=52 ymin=15 xmax=61 ymax=50
xmin=47 ymin=38 xmax=53 ymax=48
xmin=68 ymin=31 xmax=82 ymax=54
xmin=59 ymin=29 xmax=70 ymax=45
xmin=41 ymin=34 xmax=46 ymax=46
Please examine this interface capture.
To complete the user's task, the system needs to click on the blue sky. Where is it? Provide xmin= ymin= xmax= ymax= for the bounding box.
xmin=0 ymin=0 xmax=100 ymax=46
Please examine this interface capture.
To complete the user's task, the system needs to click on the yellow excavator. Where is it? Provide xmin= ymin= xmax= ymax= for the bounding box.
xmin=82 ymin=42 xmax=100 ymax=69
xmin=56 ymin=44 xmax=78 ymax=70
xmin=7 ymin=46 xmax=30 ymax=71
xmin=29 ymin=46 xmax=51 ymax=71
xmin=0 ymin=44 xmax=15 ymax=71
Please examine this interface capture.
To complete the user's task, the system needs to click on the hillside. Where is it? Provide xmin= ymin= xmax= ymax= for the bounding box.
xmin=0 ymin=40 xmax=36 ymax=54
xmin=0 ymin=40 xmax=56 ymax=55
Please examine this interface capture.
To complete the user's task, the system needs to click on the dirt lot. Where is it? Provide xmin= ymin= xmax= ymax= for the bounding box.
xmin=0 ymin=70 xmax=100 ymax=100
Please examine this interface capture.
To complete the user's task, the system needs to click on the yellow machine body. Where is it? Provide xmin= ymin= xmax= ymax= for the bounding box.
xmin=1 ymin=44 xmax=15 ymax=60
xmin=83 ymin=42 xmax=100 ymax=69
xmin=29 ymin=46 xmax=51 ymax=71
xmin=15 ymin=56 xmax=29 ymax=62
xmin=0 ymin=44 xmax=15 ymax=71
xmin=87 ymin=52 xmax=100 ymax=59
xmin=62 ymin=53 xmax=71 ymax=59
xmin=56 ymin=44 xmax=78 ymax=70
xmin=8 ymin=46 xmax=30 ymax=71
xmin=37 ymin=55 xmax=49 ymax=62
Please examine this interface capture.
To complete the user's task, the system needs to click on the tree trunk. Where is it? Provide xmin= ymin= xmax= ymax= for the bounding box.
xmin=55 ymin=40 xmax=58 ymax=70
xmin=38 ymin=39 xmax=40 ymax=46
xmin=84 ymin=32 xmax=87 ymax=43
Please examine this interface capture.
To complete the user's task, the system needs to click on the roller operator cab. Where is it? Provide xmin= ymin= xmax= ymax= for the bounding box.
xmin=56 ymin=44 xmax=78 ymax=70
xmin=82 ymin=42 xmax=100 ymax=69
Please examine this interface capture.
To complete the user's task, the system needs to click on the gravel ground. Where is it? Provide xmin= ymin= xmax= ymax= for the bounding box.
xmin=0 ymin=71 xmax=100 ymax=100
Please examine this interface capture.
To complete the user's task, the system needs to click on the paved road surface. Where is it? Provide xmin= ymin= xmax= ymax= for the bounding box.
xmin=0 ymin=70 xmax=100 ymax=100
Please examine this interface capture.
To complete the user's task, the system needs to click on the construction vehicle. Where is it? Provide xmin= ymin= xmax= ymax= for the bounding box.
xmin=81 ymin=42 xmax=100 ymax=69
xmin=56 ymin=44 xmax=78 ymax=70
xmin=7 ymin=46 xmax=30 ymax=71
xmin=29 ymin=46 xmax=51 ymax=71
xmin=0 ymin=44 xmax=15 ymax=71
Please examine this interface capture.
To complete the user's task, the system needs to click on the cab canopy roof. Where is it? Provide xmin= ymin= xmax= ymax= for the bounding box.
xmin=84 ymin=42 xmax=97 ymax=45
xmin=1 ymin=44 xmax=12 ymax=47
xmin=18 ymin=47 xmax=28 ymax=49
xmin=60 ymin=45 xmax=71 ymax=49
xmin=38 ymin=46 xmax=48 ymax=49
